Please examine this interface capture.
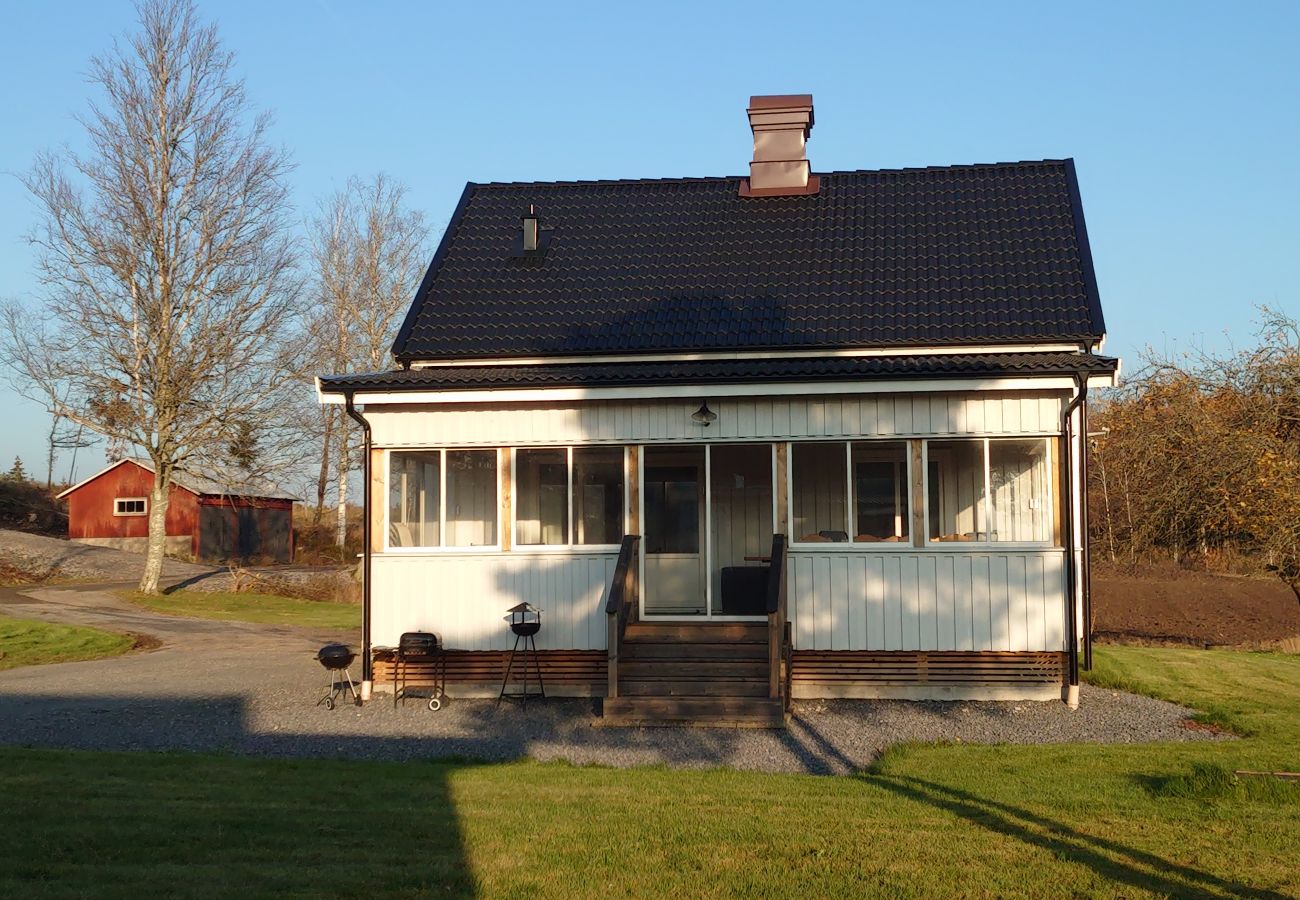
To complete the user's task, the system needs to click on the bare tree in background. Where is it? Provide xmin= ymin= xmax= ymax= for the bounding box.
xmin=306 ymin=175 xmax=429 ymax=548
xmin=0 ymin=0 xmax=296 ymax=593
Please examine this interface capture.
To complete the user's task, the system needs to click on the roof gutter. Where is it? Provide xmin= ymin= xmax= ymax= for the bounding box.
xmin=343 ymin=392 xmax=374 ymax=698
xmin=1060 ymin=371 xmax=1089 ymax=708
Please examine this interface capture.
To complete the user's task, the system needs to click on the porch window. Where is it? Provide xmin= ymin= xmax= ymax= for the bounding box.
xmin=512 ymin=447 xmax=625 ymax=549
xmin=387 ymin=449 xmax=498 ymax=549
xmin=791 ymin=441 xmax=910 ymax=544
xmin=925 ymin=438 xmax=1051 ymax=544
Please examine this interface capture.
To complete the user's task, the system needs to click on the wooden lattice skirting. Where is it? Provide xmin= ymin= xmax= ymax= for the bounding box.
xmin=371 ymin=649 xmax=1066 ymax=701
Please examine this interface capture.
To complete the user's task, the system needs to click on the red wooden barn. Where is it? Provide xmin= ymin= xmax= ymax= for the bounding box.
xmin=57 ymin=458 xmax=300 ymax=563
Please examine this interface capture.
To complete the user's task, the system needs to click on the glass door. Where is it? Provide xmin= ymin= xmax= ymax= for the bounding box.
xmin=641 ymin=444 xmax=774 ymax=619
xmin=642 ymin=447 xmax=706 ymax=615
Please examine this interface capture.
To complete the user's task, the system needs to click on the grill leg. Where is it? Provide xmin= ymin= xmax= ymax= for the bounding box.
xmin=498 ymin=634 xmax=522 ymax=703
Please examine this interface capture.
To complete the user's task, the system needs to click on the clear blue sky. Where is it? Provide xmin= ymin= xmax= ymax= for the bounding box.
xmin=1 ymin=0 xmax=1297 ymax=486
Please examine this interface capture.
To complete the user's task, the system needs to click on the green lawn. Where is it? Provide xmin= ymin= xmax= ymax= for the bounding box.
xmin=1 ymin=646 xmax=1297 ymax=897
xmin=120 ymin=589 xmax=360 ymax=630
xmin=0 ymin=614 xmax=134 ymax=670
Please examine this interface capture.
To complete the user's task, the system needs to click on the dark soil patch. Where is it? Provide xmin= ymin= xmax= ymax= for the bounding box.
xmin=1093 ymin=563 xmax=1300 ymax=648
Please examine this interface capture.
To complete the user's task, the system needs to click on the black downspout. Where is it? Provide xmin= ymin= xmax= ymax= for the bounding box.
xmin=344 ymin=393 xmax=373 ymax=691
xmin=1060 ymin=373 xmax=1088 ymax=707
xmin=1081 ymin=393 xmax=1093 ymax=671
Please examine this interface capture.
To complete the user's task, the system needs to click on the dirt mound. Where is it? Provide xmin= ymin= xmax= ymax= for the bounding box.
xmin=1093 ymin=563 xmax=1300 ymax=648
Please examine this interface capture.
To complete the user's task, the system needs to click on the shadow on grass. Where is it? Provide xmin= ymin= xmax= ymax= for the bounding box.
xmin=867 ymin=773 xmax=1288 ymax=899
xmin=0 ymin=694 xmax=476 ymax=896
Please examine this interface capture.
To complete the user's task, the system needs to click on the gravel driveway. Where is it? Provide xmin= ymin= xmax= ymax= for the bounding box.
xmin=0 ymin=585 xmax=1228 ymax=775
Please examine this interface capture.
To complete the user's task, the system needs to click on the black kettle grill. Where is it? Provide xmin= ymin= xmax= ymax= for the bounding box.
xmin=315 ymin=643 xmax=359 ymax=710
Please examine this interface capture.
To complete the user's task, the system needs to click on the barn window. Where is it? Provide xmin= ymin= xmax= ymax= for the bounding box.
xmin=791 ymin=441 xmax=910 ymax=545
xmin=513 ymin=447 xmax=625 ymax=548
xmin=387 ymin=449 xmax=499 ymax=549
xmin=114 ymin=497 xmax=147 ymax=516
xmin=925 ymin=438 xmax=1051 ymax=544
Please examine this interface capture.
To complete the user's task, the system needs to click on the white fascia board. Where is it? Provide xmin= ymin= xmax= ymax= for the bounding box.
xmin=407 ymin=343 xmax=1088 ymax=369
xmin=319 ymin=376 xmax=1099 ymax=407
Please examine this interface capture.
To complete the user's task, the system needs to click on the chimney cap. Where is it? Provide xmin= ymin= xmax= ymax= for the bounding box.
xmin=747 ymin=94 xmax=813 ymax=110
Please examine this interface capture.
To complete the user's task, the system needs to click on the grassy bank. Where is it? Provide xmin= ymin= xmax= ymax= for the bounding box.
xmin=0 ymin=614 xmax=134 ymax=670
xmin=1 ymin=646 xmax=1297 ymax=896
xmin=120 ymin=589 xmax=360 ymax=630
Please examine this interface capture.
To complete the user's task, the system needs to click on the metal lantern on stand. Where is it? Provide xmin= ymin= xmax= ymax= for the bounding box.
xmin=498 ymin=602 xmax=545 ymax=706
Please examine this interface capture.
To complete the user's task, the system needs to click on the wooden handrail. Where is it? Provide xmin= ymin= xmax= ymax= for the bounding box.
xmin=767 ymin=534 xmax=788 ymax=700
xmin=605 ymin=534 xmax=640 ymax=699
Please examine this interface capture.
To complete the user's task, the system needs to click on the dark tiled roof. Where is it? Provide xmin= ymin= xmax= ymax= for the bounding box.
xmin=392 ymin=160 xmax=1106 ymax=361
xmin=321 ymin=352 xmax=1117 ymax=393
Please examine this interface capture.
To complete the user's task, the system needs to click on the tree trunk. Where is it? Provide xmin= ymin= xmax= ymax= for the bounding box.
xmin=139 ymin=470 xmax=172 ymax=594
xmin=335 ymin=424 xmax=349 ymax=549
xmin=313 ymin=408 xmax=333 ymax=527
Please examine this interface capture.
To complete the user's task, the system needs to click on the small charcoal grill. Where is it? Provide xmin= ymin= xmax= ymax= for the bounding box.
xmin=394 ymin=631 xmax=445 ymax=710
xmin=315 ymin=643 xmax=359 ymax=710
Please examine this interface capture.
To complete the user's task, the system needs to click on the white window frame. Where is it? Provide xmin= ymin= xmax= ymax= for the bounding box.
xmin=922 ymin=437 xmax=1054 ymax=550
xmin=511 ymin=446 xmax=627 ymax=554
xmin=383 ymin=448 xmax=502 ymax=553
xmin=113 ymin=497 xmax=148 ymax=517
xmin=787 ymin=440 xmax=915 ymax=551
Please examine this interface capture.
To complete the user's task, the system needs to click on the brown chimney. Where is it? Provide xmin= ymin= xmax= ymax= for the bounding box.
xmin=739 ymin=94 xmax=819 ymax=197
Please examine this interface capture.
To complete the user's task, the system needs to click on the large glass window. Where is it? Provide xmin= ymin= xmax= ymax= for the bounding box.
xmin=515 ymin=448 xmax=568 ymax=546
xmin=446 ymin=450 xmax=498 ymax=547
xmin=925 ymin=438 xmax=1052 ymax=544
xmin=389 ymin=451 xmax=440 ymax=548
xmin=792 ymin=441 xmax=909 ymax=545
xmin=573 ymin=447 xmax=624 ymax=545
xmin=792 ymin=442 xmax=847 ymax=541
xmin=852 ymin=442 xmax=909 ymax=542
xmin=926 ymin=440 xmax=986 ymax=542
xmin=513 ymin=447 xmax=625 ymax=549
xmin=388 ymin=449 xmax=497 ymax=549
xmin=989 ymin=439 xmax=1050 ymax=542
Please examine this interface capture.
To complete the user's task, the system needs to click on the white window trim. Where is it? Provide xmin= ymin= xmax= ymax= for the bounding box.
xmin=787 ymin=440 xmax=916 ymax=551
xmin=921 ymin=437 xmax=1055 ymax=551
xmin=113 ymin=497 xmax=148 ymax=517
xmin=510 ymin=446 xmax=627 ymax=553
xmin=384 ymin=448 xmax=502 ymax=553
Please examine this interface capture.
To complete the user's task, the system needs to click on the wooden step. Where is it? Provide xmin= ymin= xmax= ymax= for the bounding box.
xmin=621 ymin=641 xmax=768 ymax=660
xmin=623 ymin=622 xmax=768 ymax=643
xmin=600 ymin=696 xmax=787 ymax=728
xmin=617 ymin=679 xmax=770 ymax=698
xmin=619 ymin=659 xmax=769 ymax=680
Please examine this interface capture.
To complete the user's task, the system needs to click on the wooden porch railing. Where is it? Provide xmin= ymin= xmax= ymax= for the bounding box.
xmin=604 ymin=534 xmax=641 ymax=699
xmin=766 ymin=533 xmax=789 ymax=701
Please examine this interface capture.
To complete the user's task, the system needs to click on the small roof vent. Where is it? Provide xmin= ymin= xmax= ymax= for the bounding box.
xmin=514 ymin=204 xmax=551 ymax=261
xmin=739 ymin=94 xmax=819 ymax=198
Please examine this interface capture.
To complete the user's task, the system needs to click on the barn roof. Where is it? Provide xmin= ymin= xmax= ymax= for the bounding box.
xmin=56 ymin=458 xmax=300 ymax=502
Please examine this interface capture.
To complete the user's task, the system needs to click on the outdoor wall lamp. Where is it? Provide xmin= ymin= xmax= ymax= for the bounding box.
xmin=691 ymin=401 xmax=718 ymax=427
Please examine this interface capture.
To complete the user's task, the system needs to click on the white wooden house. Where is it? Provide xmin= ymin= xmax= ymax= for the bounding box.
xmin=318 ymin=95 xmax=1117 ymax=725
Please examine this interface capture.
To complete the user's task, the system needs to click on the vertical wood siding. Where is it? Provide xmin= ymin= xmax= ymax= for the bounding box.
xmin=367 ymin=393 xmax=1064 ymax=447
xmin=789 ymin=550 xmax=1065 ymax=652
xmin=371 ymin=552 xmax=619 ymax=650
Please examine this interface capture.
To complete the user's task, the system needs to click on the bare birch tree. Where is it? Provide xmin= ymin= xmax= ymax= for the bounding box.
xmin=306 ymin=175 xmax=428 ymax=547
xmin=0 ymin=0 xmax=296 ymax=593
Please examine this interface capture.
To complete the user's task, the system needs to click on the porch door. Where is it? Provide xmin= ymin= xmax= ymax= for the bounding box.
xmin=641 ymin=444 xmax=774 ymax=619
xmin=642 ymin=447 xmax=706 ymax=615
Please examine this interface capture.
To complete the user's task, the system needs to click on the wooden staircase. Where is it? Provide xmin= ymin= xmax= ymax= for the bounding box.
xmin=600 ymin=535 xmax=791 ymax=728
xmin=602 ymin=622 xmax=786 ymax=727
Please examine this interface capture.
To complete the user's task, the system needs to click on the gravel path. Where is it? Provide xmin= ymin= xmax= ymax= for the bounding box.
xmin=0 ymin=585 xmax=1230 ymax=775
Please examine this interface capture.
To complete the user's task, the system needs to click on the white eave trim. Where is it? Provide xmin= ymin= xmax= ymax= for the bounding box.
xmin=318 ymin=373 xmax=1120 ymax=406
xmin=405 ymin=342 xmax=1090 ymax=369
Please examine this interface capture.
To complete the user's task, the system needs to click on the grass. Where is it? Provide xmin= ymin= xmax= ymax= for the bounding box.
xmin=1 ymin=645 xmax=1297 ymax=897
xmin=0 ymin=614 xmax=134 ymax=670
xmin=120 ymin=589 xmax=361 ymax=630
